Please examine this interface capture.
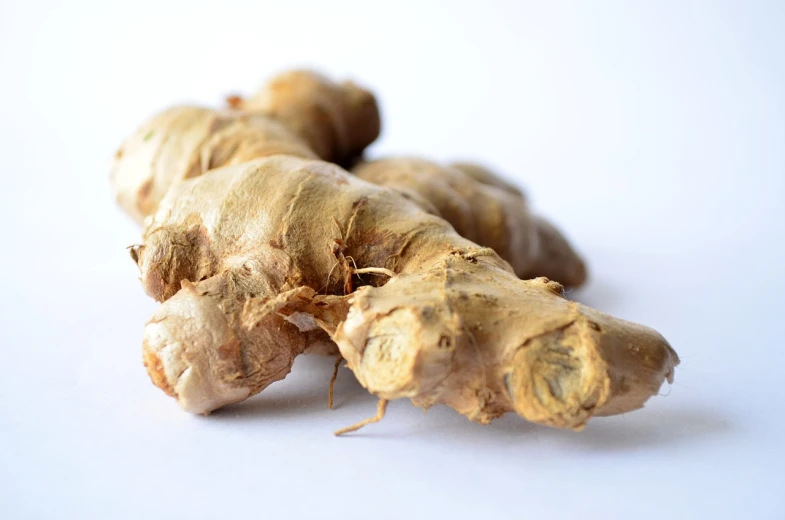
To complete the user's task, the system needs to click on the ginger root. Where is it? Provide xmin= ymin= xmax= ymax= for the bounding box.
xmin=228 ymin=69 xmax=381 ymax=166
xmin=135 ymin=156 xmax=678 ymax=429
xmin=111 ymin=107 xmax=315 ymax=224
xmin=112 ymin=70 xmax=380 ymax=224
xmin=353 ymin=158 xmax=586 ymax=287
xmin=113 ymin=110 xmax=586 ymax=289
xmin=114 ymin=69 xmax=675 ymax=432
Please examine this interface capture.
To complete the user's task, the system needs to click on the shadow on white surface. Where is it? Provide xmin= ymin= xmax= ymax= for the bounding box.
xmin=212 ymin=356 xmax=376 ymax=419
xmin=209 ymin=355 xmax=730 ymax=453
xmin=493 ymin=406 xmax=730 ymax=452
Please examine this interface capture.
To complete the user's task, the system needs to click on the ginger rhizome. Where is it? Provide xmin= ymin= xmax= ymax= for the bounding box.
xmin=111 ymin=107 xmax=316 ymax=224
xmin=113 ymin=104 xmax=585 ymax=289
xmin=112 ymin=70 xmax=379 ymax=224
xmin=353 ymin=158 xmax=586 ymax=287
xmin=112 ymin=69 xmax=677 ymax=432
xmin=136 ymin=156 xmax=678 ymax=429
xmin=230 ymin=70 xmax=381 ymax=166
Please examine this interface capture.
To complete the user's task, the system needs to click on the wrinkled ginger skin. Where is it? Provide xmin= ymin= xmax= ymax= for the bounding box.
xmin=136 ymin=156 xmax=677 ymax=429
xmin=114 ymin=106 xmax=587 ymax=289
xmin=237 ymin=70 xmax=381 ymax=166
xmin=110 ymin=107 xmax=315 ymax=224
xmin=336 ymin=272 xmax=676 ymax=428
xmin=111 ymin=70 xmax=381 ymax=224
xmin=353 ymin=158 xmax=587 ymax=288
xmin=142 ymin=278 xmax=331 ymax=414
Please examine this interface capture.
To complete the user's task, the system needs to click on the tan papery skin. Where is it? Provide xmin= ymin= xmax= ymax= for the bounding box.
xmin=134 ymin=156 xmax=678 ymax=431
xmin=111 ymin=70 xmax=379 ymax=224
xmin=230 ymin=69 xmax=381 ymax=166
xmin=353 ymin=158 xmax=586 ymax=288
xmin=112 ymin=70 xmax=586 ymax=288
xmin=111 ymin=107 xmax=317 ymax=224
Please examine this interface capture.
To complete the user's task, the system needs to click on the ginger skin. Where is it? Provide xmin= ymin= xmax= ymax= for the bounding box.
xmin=114 ymin=108 xmax=586 ymax=289
xmin=111 ymin=107 xmax=316 ymax=224
xmin=112 ymin=71 xmax=379 ymax=224
xmin=136 ymin=156 xmax=678 ymax=429
xmin=230 ymin=70 xmax=381 ymax=166
xmin=112 ymin=69 xmax=585 ymax=287
xmin=353 ymin=158 xmax=586 ymax=288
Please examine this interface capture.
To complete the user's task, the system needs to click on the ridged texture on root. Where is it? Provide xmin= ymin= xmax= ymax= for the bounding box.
xmin=236 ymin=70 xmax=381 ymax=166
xmin=134 ymin=156 xmax=678 ymax=427
xmin=353 ymin=158 xmax=587 ymax=288
xmin=111 ymin=107 xmax=315 ymax=224
xmin=112 ymin=71 xmax=585 ymax=291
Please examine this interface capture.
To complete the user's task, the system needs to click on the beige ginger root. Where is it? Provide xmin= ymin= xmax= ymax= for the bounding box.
xmin=111 ymin=107 xmax=316 ymax=224
xmin=136 ymin=156 xmax=678 ymax=430
xmin=114 ymin=107 xmax=586 ymax=290
xmin=228 ymin=69 xmax=381 ymax=166
xmin=112 ymin=71 xmax=380 ymax=224
xmin=112 ymin=69 xmax=585 ymax=286
xmin=353 ymin=158 xmax=586 ymax=287
xmin=231 ymin=70 xmax=585 ymax=287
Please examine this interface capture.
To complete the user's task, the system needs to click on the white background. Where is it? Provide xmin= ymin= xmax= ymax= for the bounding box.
xmin=1 ymin=1 xmax=784 ymax=518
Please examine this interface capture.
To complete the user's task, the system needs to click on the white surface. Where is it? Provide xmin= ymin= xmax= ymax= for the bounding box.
xmin=1 ymin=1 xmax=784 ymax=518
